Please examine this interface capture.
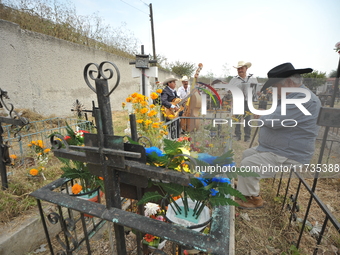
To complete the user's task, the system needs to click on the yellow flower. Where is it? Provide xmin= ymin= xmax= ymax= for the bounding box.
xmin=150 ymin=92 xmax=158 ymax=100
xmin=10 ymin=154 xmax=17 ymax=159
xmin=144 ymin=120 xmax=152 ymax=125
xmin=37 ymin=140 xmax=44 ymax=148
xmin=72 ymin=183 xmax=83 ymax=194
xmin=156 ymin=89 xmax=163 ymax=94
xmin=28 ymin=143 xmax=32 ymax=147
xmin=148 ymin=110 xmax=157 ymax=117
xmin=141 ymin=101 xmax=148 ymax=106
xmin=136 ymin=119 xmax=143 ymax=123
xmin=29 ymin=169 xmax=39 ymax=176
xmin=31 ymin=141 xmax=36 ymax=145
xmin=162 ymin=125 xmax=167 ymax=129
xmin=126 ymin=97 xmax=132 ymax=102
xmin=132 ymin=99 xmax=139 ymax=104
xmin=140 ymin=108 xmax=148 ymax=114
xmin=179 ymin=147 xmax=190 ymax=155
xmin=152 ymin=122 xmax=160 ymax=128
xmin=44 ymin=148 xmax=51 ymax=153
xmin=150 ymin=104 xmax=155 ymax=108
xmin=209 ymin=144 xmax=214 ymax=148
xmin=131 ymin=92 xmax=138 ymax=98
xmin=175 ymin=163 xmax=190 ymax=173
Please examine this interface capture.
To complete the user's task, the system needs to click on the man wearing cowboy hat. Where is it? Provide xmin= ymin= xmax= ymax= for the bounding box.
xmin=236 ymin=62 xmax=321 ymax=209
xmin=161 ymin=77 xmax=180 ymax=138
xmin=229 ymin=61 xmax=259 ymax=142
xmin=178 ymin=76 xmax=191 ymax=99
xmin=160 ymin=77 xmax=179 ymax=111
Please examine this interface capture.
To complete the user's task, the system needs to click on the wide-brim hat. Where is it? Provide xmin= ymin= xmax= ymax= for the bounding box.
xmin=261 ymin=62 xmax=313 ymax=92
xmin=233 ymin=61 xmax=252 ymax=69
xmin=181 ymin=76 xmax=189 ymax=81
xmin=163 ymin=77 xmax=178 ymax=86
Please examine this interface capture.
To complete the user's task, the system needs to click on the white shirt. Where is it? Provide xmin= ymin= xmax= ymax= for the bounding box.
xmin=228 ymin=74 xmax=259 ymax=101
xmin=178 ymin=85 xmax=191 ymax=99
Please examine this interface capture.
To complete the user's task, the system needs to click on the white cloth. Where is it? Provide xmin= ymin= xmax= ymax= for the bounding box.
xmin=228 ymin=74 xmax=258 ymax=101
xmin=177 ymin=85 xmax=191 ymax=99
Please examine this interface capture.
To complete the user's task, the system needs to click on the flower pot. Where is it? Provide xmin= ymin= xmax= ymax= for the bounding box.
xmin=70 ymin=187 xmax=104 ymax=217
xmin=165 ymin=199 xmax=211 ymax=232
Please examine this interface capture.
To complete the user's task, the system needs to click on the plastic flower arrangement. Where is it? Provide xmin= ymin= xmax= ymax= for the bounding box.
xmin=123 ymin=91 xmax=167 ymax=147
xmin=28 ymin=139 xmax=51 ymax=166
xmin=51 ymin=123 xmax=103 ymax=194
xmin=138 ymin=138 xmax=255 ymax=219
xmin=142 ymin=202 xmax=166 ymax=248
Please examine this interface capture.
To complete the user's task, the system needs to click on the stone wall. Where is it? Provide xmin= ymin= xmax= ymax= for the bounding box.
xmin=0 ymin=19 xmax=177 ymax=117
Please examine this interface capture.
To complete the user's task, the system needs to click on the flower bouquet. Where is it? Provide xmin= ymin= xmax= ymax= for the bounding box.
xmin=137 ymin=137 xmax=257 ymax=229
xmin=123 ymin=91 xmax=168 ymax=148
xmin=142 ymin=203 xmax=167 ymax=250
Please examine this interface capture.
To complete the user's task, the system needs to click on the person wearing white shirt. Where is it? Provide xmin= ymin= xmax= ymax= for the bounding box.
xmin=177 ymin=76 xmax=191 ymax=100
xmin=228 ymin=61 xmax=258 ymax=142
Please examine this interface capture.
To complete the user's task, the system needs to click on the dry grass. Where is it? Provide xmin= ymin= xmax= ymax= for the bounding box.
xmin=233 ymin=128 xmax=340 ymax=255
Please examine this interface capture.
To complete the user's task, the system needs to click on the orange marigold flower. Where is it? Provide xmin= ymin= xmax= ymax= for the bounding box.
xmin=144 ymin=234 xmax=156 ymax=243
xmin=150 ymin=92 xmax=158 ymax=100
xmin=132 ymin=99 xmax=139 ymax=104
xmin=140 ymin=108 xmax=148 ymax=114
xmin=28 ymin=143 xmax=32 ymax=147
xmin=141 ymin=101 xmax=148 ymax=106
xmin=72 ymin=183 xmax=83 ymax=194
xmin=122 ymin=102 xmax=126 ymax=108
xmin=10 ymin=154 xmax=17 ymax=159
xmin=126 ymin=97 xmax=132 ymax=103
xmin=148 ymin=110 xmax=157 ymax=117
xmin=136 ymin=119 xmax=143 ymax=123
xmin=156 ymin=89 xmax=163 ymax=93
xmin=29 ymin=169 xmax=39 ymax=176
xmin=131 ymin=92 xmax=138 ymax=98
xmin=37 ymin=152 xmax=42 ymax=156
xmin=30 ymin=141 xmax=36 ymax=145
xmin=37 ymin=140 xmax=44 ymax=148
xmin=152 ymin=122 xmax=160 ymax=128
xmin=144 ymin=120 xmax=152 ymax=125
xmin=99 ymin=177 xmax=104 ymax=180
xmin=150 ymin=104 xmax=155 ymax=108
xmin=44 ymin=148 xmax=51 ymax=153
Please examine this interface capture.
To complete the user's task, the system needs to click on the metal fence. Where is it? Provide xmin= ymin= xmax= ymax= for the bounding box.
xmin=5 ymin=117 xmax=93 ymax=159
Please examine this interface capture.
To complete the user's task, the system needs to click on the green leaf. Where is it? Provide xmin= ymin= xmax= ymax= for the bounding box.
xmin=137 ymin=191 xmax=163 ymax=205
xmin=163 ymin=139 xmax=182 ymax=155
xmin=186 ymin=186 xmax=209 ymax=201
xmin=209 ymin=196 xmax=239 ymax=207
xmin=126 ymin=136 xmax=139 ymax=145
xmin=157 ymin=182 xmax=183 ymax=196
xmin=217 ymin=183 xmax=246 ymax=201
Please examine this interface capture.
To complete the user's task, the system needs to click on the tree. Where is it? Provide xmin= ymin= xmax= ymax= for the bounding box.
xmin=329 ymin=70 xmax=337 ymax=78
xmin=169 ymin=61 xmax=196 ymax=77
xmin=302 ymin=70 xmax=326 ymax=92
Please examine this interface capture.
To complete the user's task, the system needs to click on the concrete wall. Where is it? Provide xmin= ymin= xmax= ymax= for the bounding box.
xmin=0 ymin=19 xmax=177 ymax=117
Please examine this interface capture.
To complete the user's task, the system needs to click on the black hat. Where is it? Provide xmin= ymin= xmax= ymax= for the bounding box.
xmin=261 ymin=63 xmax=312 ymax=92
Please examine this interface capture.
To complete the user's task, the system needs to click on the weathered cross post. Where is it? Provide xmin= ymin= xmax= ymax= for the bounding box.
xmin=129 ymin=45 xmax=158 ymax=97
xmin=0 ymin=89 xmax=29 ymax=189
